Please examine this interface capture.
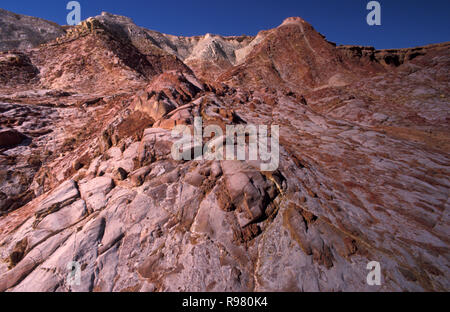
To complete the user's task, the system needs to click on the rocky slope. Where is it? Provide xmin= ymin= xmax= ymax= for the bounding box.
xmin=0 ymin=9 xmax=65 ymax=52
xmin=0 ymin=12 xmax=449 ymax=292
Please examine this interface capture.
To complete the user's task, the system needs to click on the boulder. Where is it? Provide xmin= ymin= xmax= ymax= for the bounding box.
xmin=36 ymin=199 xmax=87 ymax=232
xmin=79 ymin=177 xmax=115 ymax=212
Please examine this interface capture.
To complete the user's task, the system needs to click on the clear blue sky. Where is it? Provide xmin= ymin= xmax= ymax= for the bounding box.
xmin=1 ymin=0 xmax=449 ymax=49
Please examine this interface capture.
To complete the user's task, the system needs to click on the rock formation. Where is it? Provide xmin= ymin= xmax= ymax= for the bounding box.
xmin=0 ymin=9 xmax=65 ymax=52
xmin=0 ymin=11 xmax=448 ymax=292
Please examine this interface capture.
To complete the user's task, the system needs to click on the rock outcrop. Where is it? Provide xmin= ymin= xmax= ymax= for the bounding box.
xmin=0 ymin=8 xmax=65 ymax=52
xmin=0 ymin=11 xmax=449 ymax=292
xmin=0 ymin=128 xmax=27 ymax=148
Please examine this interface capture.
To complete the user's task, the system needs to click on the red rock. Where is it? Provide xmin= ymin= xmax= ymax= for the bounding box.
xmin=0 ymin=11 xmax=448 ymax=293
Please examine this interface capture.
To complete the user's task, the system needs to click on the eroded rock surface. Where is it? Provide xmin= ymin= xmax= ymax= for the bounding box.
xmin=0 ymin=9 xmax=65 ymax=52
xmin=0 ymin=13 xmax=448 ymax=292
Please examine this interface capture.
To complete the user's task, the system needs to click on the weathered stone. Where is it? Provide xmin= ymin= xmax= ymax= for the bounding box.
xmin=79 ymin=177 xmax=115 ymax=211
xmin=129 ymin=166 xmax=152 ymax=187
xmin=0 ymin=9 xmax=65 ymax=52
xmin=35 ymin=180 xmax=80 ymax=220
xmin=133 ymin=92 xmax=176 ymax=121
xmin=0 ymin=11 xmax=448 ymax=293
xmin=36 ymin=199 xmax=87 ymax=232
xmin=0 ymin=231 xmax=70 ymax=292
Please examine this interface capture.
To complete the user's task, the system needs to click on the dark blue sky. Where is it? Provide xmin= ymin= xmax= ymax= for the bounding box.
xmin=2 ymin=0 xmax=449 ymax=49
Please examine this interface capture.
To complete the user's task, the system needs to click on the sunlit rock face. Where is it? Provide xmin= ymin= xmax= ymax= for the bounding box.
xmin=0 ymin=10 xmax=449 ymax=292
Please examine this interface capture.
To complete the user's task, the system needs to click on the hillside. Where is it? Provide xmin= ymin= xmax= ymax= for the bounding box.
xmin=0 ymin=11 xmax=448 ymax=292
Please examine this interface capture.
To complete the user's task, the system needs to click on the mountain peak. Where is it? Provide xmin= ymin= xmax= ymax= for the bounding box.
xmin=280 ymin=16 xmax=309 ymax=26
